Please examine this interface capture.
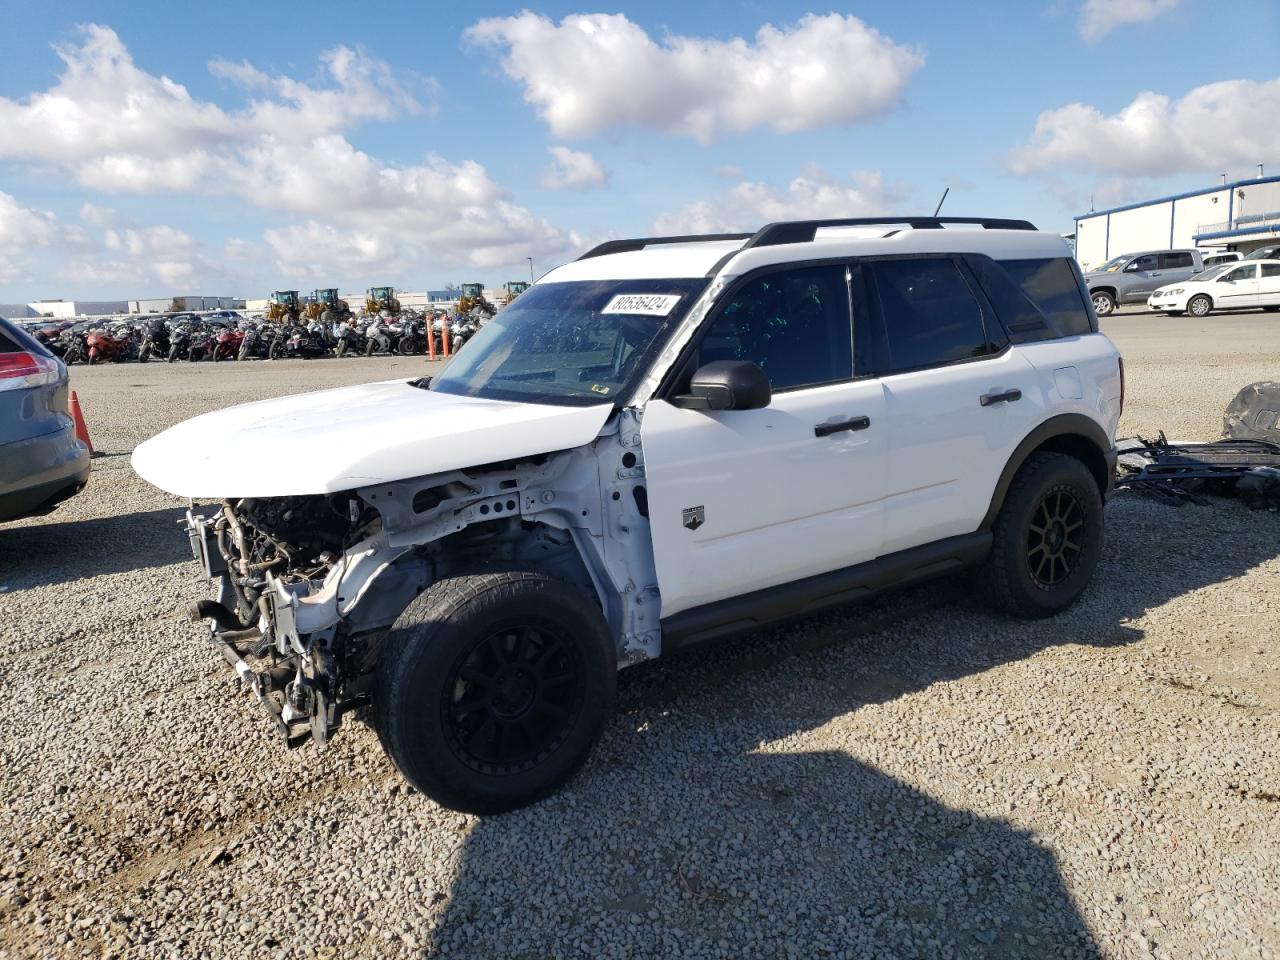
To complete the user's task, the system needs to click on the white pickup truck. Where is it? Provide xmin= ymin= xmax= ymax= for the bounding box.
xmin=133 ymin=217 xmax=1123 ymax=813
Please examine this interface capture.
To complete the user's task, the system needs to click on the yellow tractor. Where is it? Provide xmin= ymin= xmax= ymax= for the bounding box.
xmin=456 ymin=282 xmax=493 ymax=316
xmin=266 ymin=290 xmax=301 ymax=324
xmin=502 ymin=281 xmax=529 ymax=304
xmin=306 ymin=288 xmax=351 ymax=321
xmin=365 ymin=286 xmax=401 ymax=315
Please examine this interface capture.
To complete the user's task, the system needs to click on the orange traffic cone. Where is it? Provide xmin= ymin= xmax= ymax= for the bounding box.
xmin=69 ymin=390 xmax=94 ymax=455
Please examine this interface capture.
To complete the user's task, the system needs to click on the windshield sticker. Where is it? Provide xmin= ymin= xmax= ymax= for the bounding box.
xmin=590 ymin=384 xmax=611 ymax=395
xmin=601 ymin=293 xmax=682 ymax=316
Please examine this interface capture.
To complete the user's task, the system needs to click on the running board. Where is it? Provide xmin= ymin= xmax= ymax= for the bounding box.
xmin=661 ymin=531 xmax=992 ymax=650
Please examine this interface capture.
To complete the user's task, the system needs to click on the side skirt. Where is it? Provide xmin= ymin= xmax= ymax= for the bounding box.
xmin=660 ymin=531 xmax=992 ymax=651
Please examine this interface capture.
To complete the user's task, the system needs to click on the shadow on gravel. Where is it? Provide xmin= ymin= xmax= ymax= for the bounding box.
xmin=0 ymin=506 xmax=189 ymax=590
xmin=427 ymin=499 xmax=1280 ymax=958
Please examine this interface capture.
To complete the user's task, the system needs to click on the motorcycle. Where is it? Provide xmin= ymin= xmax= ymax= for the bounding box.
xmin=138 ymin=319 xmax=170 ymax=363
xmin=85 ymin=326 xmax=135 ymax=364
xmin=449 ymin=318 xmax=479 ymax=353
xmin=284 ymin=322 xmax=329 ymax=359
xmin=211 ymin=325 xmax=245 ymax=362
xmin=397 ymin=317 xmax=425 ymax=355
xmin=334 ymin=322 xmax=367 ymax=358
xmin=237 ymin=323 xmax=265 ymax=361
xmin=187 ymin=323 xmax=213 ymax=362
xmin=364 ymin=318 xmax=394 ymax=356
xmin=60 ymin=329 xmax=88 ymax=365
xmin=167 ymin=323 xmax=190 ymax=362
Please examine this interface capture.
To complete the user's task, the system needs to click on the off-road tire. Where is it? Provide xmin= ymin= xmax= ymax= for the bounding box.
xmin=979 ymin=452 xmax=1103 ymax=619
xmin=1188 ymin=294 xmax=1212 ymax=318
xmin=1091 ymin=291 xmax=1116 ymax=317
xmin=375 ymin=570 xmax=615 ymax=814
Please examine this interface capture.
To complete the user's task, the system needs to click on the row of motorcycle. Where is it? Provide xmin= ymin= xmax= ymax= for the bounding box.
xmin=33 ymin=311 xmax=483 ymax=365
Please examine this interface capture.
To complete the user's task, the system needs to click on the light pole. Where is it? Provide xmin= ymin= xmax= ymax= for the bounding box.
xmin=527 ymin=257 xmax=534 ymax=284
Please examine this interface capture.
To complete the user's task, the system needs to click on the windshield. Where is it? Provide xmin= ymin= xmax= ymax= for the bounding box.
xmin=430 ymin=278 xmax=710 ymax=406
xmin=1190 ymin=264 xmax=1234 ymax=282
xmin=1244 ymin=246 xmax=1279 ymax=260
xmin=1096 ymin=256 xmax=1130 ymax=272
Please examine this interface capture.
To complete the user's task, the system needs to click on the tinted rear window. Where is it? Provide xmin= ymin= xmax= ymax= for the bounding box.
xmin=0 ymin=319 xmax=41 ymax=355
xmin=865 ymin=259 xmax=994 ymax=374
xmin=1160 ymin=252 xmax=1194 ymax=269
xmin=999 ymin=258 xmax=1093 ymax=337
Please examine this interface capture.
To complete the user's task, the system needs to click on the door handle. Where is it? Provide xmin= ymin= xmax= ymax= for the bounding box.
xmin=814 ymin=416 xmax=871 ymax=437
xmin=980 ymin=389 xmax=1022 ymax=406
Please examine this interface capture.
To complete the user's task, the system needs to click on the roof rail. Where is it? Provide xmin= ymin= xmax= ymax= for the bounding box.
xmin=577 ymin=233 xmax=753 ymax=260
xmin=742 ymin=217 xmax=1037 ymax=249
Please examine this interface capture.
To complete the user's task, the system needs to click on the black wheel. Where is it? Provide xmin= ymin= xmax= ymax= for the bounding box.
xmin=335 ymin=340 xmax=347 ymax=358
xmin=1090 ymin=291 xmax=1116 ymax=317
xmin=979 ymin=452 xmax=1103 ymax=619
xmin=1188 ymin=294 xmax=1212 ymax=318
xmin=237 ymin=344 xmax=250 ymax=361
xmin=138 ymin=348 xmax=150 ymax=364
xmin=268 ymin=341 xmax=283 ymax=360
xmin=375 ymin=570 xmax=615 ymax=814
xmin=167 ymin=347 xmax=179 ymax=362
xmin=213 ymin=348 xmax=222 ymax=362
xmin=365 ymin=339 xmax=376 ymax=357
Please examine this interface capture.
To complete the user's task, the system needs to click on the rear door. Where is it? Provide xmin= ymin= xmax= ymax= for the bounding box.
xmin=641 ymin=263 xmax=887 ymax=618
xmin=859 ymin=256 xmax=1046 ymax=555
xmin=1214 ymin=263 xmax=1261 ymax=308
xmin=1158 ymin=251 xmax=1198 ymax=284
xmin=1257 ymin=263 xmax=1280 ymax=306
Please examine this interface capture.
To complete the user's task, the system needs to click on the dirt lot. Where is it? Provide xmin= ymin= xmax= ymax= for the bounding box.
xmin=2 ymin=314 xmax=1278 ymax=959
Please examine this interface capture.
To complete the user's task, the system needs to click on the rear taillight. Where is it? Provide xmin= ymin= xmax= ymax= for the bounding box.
xmin=1117 ymin=356 xmax=1125 ymax=417
xmin=0 ymin=351 xmax=61 ymax=391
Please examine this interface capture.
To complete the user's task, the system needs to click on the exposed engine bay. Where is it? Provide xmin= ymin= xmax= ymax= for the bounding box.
xmin=185 ymin=410 xmax=660 ymax=748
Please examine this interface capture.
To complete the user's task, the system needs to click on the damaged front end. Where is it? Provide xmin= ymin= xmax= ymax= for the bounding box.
xmin=185 ymin=492 xmax=397 ymax=747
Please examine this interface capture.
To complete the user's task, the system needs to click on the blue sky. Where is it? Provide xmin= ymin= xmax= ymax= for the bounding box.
xmin=1 ymin=0 xmax=1277 ymax=300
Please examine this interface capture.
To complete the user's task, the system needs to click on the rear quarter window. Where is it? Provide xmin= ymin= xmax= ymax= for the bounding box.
xmin=997 ymin=258 xmax=1095 ymax=338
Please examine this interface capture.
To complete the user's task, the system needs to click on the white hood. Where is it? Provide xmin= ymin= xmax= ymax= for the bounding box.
xmin=132 ymin=379 xmax=613 ymax=498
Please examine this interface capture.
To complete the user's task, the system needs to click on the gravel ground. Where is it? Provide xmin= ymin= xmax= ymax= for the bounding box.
xmin=1 ymin=314 xmax=1278 ymax=960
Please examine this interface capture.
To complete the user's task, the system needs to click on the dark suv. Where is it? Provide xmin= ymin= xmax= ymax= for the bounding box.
xmin=0 ymin=316 xmax=90 ymax=522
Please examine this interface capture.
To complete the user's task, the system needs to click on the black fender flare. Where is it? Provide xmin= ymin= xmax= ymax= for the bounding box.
xmin=979 ymin=414 xmax=1116 ymax=530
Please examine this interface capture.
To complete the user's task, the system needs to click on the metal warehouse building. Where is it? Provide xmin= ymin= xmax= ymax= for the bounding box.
xmin=1074 ymin=173 xmax=1280 ymax=271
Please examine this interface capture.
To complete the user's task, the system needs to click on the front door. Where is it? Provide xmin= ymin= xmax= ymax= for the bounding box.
xmin=641 ymin=264 xmax=887 ymax=619
xmin=1214 ymin=263 xmax=1261 ymax=308
xmin=1121 ymin=254 xmax=1162 ymax=301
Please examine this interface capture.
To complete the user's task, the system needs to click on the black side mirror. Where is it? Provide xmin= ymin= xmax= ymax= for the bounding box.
xmin=672 ymin=360 xmax=771 ymax=411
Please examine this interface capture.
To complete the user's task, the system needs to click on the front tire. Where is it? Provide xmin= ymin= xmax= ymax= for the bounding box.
xmin=979 ymin=452 xmax=1103 ymax=619
xmin=1091 ymin=291 xmax=1116 ymax=317
xmin=375 ymin=570 xmax=616 ymax=814
xmin=1188 ymin=294 xmax=1213 ymax=318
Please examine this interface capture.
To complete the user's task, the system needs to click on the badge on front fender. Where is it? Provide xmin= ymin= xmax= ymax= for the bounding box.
xmin=682 ymin=506 xmax=705 ymax=530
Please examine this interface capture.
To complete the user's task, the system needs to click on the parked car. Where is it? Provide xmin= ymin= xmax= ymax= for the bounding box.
xmin=1197 ymin=251 xmax=1243 ymax=272
xmin=1082 ymin=249 xmax=1204 ymax=316
xmin=0 ymin=315 xmax=91 ymax=523
xmin=1149 ymin=259 xmax=1280 ymax=316
xmin=133 ymin=216 xmax=1123 ymax=813
xmin=1243 ymin=243 xmax=1280 ymax=261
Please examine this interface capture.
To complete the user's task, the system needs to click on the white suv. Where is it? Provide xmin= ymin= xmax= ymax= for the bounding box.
xmin=133 ymin=217 xmax=1123 ymax=812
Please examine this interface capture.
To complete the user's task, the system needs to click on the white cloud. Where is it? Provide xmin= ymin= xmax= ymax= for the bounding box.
xmin=652 ymin=166 xmax=906 ymax=234
xmin=713 ymin=165 xmax=743 ymax=180
xmin=1010 ymin=77 xmax=1280 ymax=178
xmin=466 ymin=12 xmax=924 ymax=143
xmin=0 ymin=25 xmax=578 ymax=286
xmin=1079 ymin=0 xmax=1180 ymax=42
xmin=542 ymin=146 xmax=608 ymax=190
xmin=0 ymin=193 xmax=89 ymax=284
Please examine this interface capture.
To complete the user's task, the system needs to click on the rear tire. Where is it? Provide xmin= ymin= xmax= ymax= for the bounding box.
xmin=979 ymin=452 xmax=1103 ymax=619
xmin=1091 ymin=291 xmax=1116 ymax=317
xmin=1188 ymin=294 xmax=1213 ymax=318
xmin=375 ymin=570 xmax=615 ymax=814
